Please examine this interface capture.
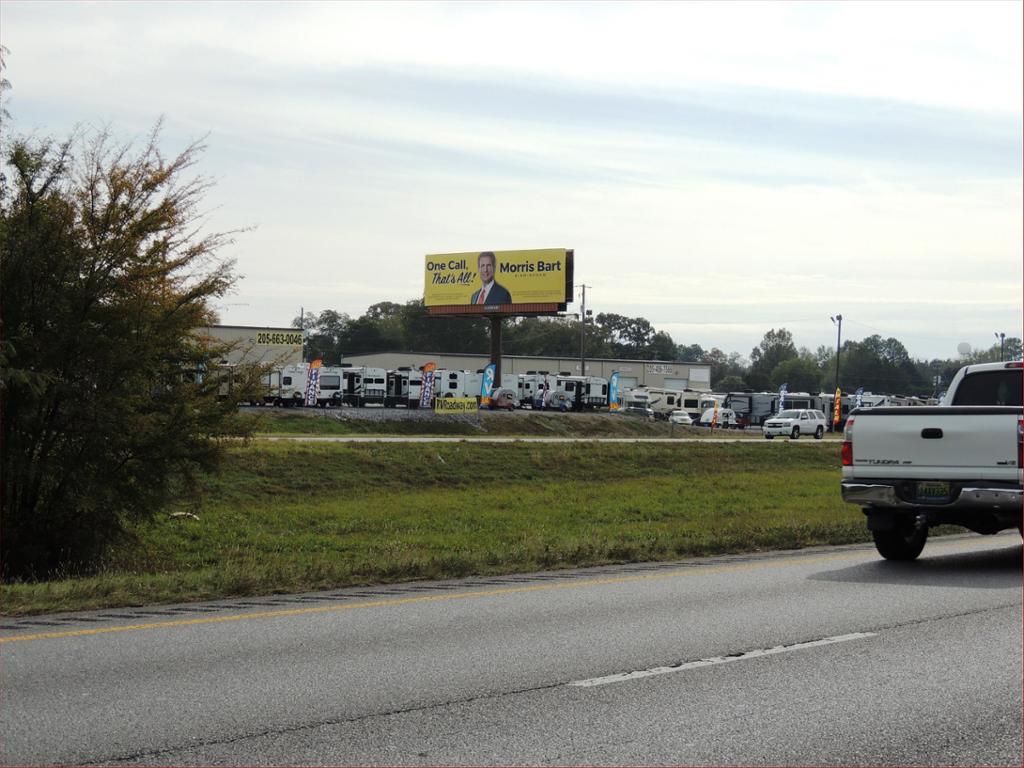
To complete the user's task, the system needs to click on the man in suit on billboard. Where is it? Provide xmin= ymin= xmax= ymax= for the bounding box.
xmin=470 ymin=251 xmax=512 ymax=305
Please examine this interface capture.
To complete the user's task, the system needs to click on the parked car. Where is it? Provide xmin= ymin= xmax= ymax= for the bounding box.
xmin=698 ymin=407 xmax=739 ymax=428
xmin=668 ymin=410 xmax=693 ymax=425
xmin=762 ymin=409 xmax=828 ymax=440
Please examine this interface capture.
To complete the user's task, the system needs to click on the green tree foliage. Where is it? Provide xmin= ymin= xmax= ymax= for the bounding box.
xmin=296 ymin=309 xmax=351 ymax=363
xmin=0 ymin=127 xmax=254 ymax=578
xmin=837 ymin=335 xmax=929 ymax=393
xmin=770 ymin=356 xmax=825 ymax=392
xmin=504 ymin=317 xmax=585 ymax=358
xmin=676 ymin=343 xmax=706 ymax=362
xmin=747 ymin=328 xmax=798 ymax=390
xmin=0 ymin=45 xmax=10 ymax=129
xmin=705 ymin=347 xmax=747 ymax=388
xmin=594 ymin=312 xmax=677 ymax=359
xmin=296 ymin=300 xmax=490 ymax=361
xmin=395 ymin=299 xmax=490 ymax=354
xmin=965 ymin=337 xmax=1023 ymax=364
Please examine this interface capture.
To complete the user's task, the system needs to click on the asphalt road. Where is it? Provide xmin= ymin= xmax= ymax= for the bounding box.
xmin=1 ymin=533 xmax=1020 ymax=765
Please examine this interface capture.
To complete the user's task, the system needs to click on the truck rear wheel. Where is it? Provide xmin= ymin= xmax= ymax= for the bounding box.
xmin=872 ymin=523 xmax=927 ymax=561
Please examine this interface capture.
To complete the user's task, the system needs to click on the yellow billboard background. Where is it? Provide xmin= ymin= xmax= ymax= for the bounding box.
xmin=433 ymin=397 xmax=478 ymax=414
xmin=424 ymin=248 xmax=568 ymax=307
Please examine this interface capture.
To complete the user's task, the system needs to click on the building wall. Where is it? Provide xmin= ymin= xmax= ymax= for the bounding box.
xmin=342 ymin=351 xmax=712 ymax=391
xmin=202 ymin=326 xmax=303 ymax=367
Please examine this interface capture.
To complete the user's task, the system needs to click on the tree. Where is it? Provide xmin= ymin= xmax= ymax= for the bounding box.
xmin=839 ymin=337 xmax=911 ymax=393
xmin=504 ymin=317 xmax=582 ymax=357
xmin=717 ymin=375 xmax=747 ymax=392
xmin=298 ymin=309 xmax=351 ymax=363
xmin=399 ymin=299 xmax=489 ymax=354
xmin=966 ymin=337 xmax=1023 ymax=364
xmin=0 ymin=126 xmax=253 ymax=578
xmin=770 ymin=357 xmax=825 ymax=392
xmin=705 ymin=348 xmax=748 ymax=389
xmin=748 ymin=329 xmax=798 ymax=390
xmin=594 ymin=312 xmax=676 ymax=359
xmin=677 ymin=343 xmax=706 ymax=362
xmin=647 ymin=331 xmax=677 ymax=360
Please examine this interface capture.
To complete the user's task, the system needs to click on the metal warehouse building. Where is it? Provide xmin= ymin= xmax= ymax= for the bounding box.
xmin=201 ymin=325 xmax=303 ymax=367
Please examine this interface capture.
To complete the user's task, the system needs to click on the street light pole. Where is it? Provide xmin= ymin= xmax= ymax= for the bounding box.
xmin=578 ymin=284 xmax=591 ymax=375
xmin=831 ymin=314 xmax=843 ymax=391
xmin=995 ymin=331 xmax=1005 ymax=362
xmin=830 ymin=314 xmax=843 ymax=430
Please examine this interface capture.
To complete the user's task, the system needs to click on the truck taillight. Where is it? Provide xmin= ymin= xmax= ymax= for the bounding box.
xmin=841 ymin=418 xmax=854 ymax=466
xmin=841 ymin=440 xmax=853 ymax=466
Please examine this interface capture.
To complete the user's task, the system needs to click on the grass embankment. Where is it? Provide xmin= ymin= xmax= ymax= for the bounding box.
xmin=243 ymin=407 xmax=775 ymax=438
xmin=1 ymin=440 xmax=862 ymax=615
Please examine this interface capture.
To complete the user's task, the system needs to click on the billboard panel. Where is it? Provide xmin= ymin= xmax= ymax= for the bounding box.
xmin=424 ymin=248 xmax=572 ymax=314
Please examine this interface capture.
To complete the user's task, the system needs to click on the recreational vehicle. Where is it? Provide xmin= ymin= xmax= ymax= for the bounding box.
xmin=340 ymin=366 xmax=386 ymax=406
xmin=554 ymin=375 xmax=609 ymax=410
xmin=385 ymin=368 xmax=423 ymax=408
xmin=723 ymin=391 xmax=778 ymax=427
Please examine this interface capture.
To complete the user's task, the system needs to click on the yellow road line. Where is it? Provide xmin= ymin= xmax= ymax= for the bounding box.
xmin=0 ymin=537 xmax=1004 ymax=645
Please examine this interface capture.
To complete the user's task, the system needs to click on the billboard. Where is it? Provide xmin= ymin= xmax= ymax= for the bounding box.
xmin=424 ymin=248 xmax=573 ymax=315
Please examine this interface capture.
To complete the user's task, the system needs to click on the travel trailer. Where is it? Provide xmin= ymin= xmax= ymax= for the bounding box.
xmin=340 ymin=366 xmax=386 ymax=406
xmin=384 ymin=367 xmax=423 ymax=408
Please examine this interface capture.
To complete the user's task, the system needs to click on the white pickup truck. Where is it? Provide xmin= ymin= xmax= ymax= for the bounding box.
xmin=841 ymin=361 xmax=1022 ymax=560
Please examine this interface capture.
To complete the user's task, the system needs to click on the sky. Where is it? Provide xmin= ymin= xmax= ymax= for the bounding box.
xmin=2 ymin=0 xmax=1022 ymax=361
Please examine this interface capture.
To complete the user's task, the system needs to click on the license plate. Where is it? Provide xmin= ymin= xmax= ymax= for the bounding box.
xmin=915 ymin=481 xmax=950 ymax=502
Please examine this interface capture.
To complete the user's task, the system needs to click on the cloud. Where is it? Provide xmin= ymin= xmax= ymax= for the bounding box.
xmin=3 ymin=0 xmax=1020 ymax=360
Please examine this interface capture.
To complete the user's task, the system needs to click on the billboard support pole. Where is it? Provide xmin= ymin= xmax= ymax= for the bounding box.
xmin=489 ymin=316 xmax=503 ymax=382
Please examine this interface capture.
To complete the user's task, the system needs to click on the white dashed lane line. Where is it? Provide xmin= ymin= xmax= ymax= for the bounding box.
xmin=567 ymin=632 xmax=878 ymax=688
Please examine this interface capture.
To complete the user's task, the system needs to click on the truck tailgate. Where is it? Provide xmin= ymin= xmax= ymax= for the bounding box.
xmin=849 ymin=406 xmax=1021 ymax=481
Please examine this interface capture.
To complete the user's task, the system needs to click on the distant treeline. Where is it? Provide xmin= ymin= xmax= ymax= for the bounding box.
xmin=289 ymin=300 xmax=1021 ymax=398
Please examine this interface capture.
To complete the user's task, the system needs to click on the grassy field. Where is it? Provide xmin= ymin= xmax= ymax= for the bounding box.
xmin=0 ymin=438 xmax=866 ymax=616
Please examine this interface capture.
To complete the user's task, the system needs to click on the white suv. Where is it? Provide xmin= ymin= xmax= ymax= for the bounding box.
xmin=762 ymin=409 xmax=827 ymax=440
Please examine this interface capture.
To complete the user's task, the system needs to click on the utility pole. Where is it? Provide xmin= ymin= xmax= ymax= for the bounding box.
xmin=995 ymin=331 xmax=1005 ymax=362
xmin=578 ymin=284 xmax=592 ymax=375
xmin=831 ymin=314 xmax=843 ymax=391
xmin=830 ymin=314 xmax=843 ymax=431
